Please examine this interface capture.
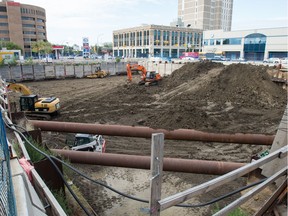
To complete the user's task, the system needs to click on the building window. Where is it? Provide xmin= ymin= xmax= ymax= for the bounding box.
xmin=203 ymin=39 xmax=208 ymax=45
xmin=37 ymin=18 xmax=44 ymax=23
xmin=23 ymin=31 xmax=36 ymax=35
xmin=172 ymin=31 xmax=178 ymax=46
xmin=23 ymin=24 xmax=35 ymax=28
xmin=36 ymin=10 xmax=45 ymax=17
xmin=244 ymin=33 xmax=266 ymax=53
xmin=163 ymin=31 xmax=169 ymax=46
xmin=223 ymin=38 xmax=241 ymax=45
xmin=209 ymin=39 xmax=214 ymax=45
xmin=0 ymin=15 xmax=8 ymax=19
xmin=154 ymin=30 xmax=161 ymax=46
xmin=186 ymin=32 xmax=192 ymax=46
xmin=0 ymin=23 xmax=8 ymax=26
xmin=0 ymin=38 xmax=9 ymax=41
xmin=37 ymin=25 xmax=45 ymax=29
xmin=216 ymin=39 xmax=221 ymax=45
xmin=0 ymin=30 xmax=9 ymax=34
xmin=22 ymin=16 xmax=35 ymax=21
xmin=180 ymin=32 xmax=185 ymax=46
xmin=0 ymin=6 xmax=7 ymax=12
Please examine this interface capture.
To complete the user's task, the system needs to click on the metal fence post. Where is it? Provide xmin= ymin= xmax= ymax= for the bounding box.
xmin=149 ymin=133 xmax=164 ymax=216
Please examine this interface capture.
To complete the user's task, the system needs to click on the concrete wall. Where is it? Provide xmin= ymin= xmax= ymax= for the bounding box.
xmin=0 ymin=62 xmax=183 ymax=81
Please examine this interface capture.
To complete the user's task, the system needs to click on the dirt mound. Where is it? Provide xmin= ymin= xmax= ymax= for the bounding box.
xmin=136 ymin=62 xmax=287 ymax=132
xmin=53 ymin=61 xmax=286 ymax=133
xmin=193 ymin=63 xmax=286 ymax=109
xmin=162 ymin=61 xmax=223 ymax=88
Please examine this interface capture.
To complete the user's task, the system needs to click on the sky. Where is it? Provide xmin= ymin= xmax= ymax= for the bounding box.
xmin=18 ymin=0 xmax=288 ymax=46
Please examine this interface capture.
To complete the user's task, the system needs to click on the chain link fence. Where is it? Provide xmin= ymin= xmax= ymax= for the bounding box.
xmin=0 ymin=93 xmax=17 ymax=215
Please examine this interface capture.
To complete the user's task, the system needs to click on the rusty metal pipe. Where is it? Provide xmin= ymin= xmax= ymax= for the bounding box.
xmin=30 ymin=120 xmax=274 ymax=145
xmin=51 ymin=149 xmax=245 ymax=175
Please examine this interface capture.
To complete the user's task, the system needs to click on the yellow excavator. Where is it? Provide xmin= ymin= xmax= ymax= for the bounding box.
xmin=7 ymin=82 xmax=60 ymax=120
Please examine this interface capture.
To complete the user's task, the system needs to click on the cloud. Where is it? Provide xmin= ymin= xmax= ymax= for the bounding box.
xmin=19 ymin=0 xmax=177 ymax=45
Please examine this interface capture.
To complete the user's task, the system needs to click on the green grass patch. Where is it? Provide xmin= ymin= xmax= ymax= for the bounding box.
xmin=212 ymin=204 xmax=248 ymax=216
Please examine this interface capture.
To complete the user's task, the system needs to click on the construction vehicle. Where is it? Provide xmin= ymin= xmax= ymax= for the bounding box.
xmin=6 ymin=82 xmax=60 ymax=120
xmin=126 ymin=63 xmax=162 ymax=86
xmin=69 ymin=133 xmax=106 ymax=153
xmin=86 ymin=66 xmax=109 ymax=78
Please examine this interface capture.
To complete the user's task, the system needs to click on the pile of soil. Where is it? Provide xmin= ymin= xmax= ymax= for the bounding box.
xmin=82 ymin=62 xmax=286 ymax=133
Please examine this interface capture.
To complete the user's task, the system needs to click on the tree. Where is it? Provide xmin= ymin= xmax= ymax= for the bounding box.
xmin=31 ymin=40 xmax=52 ymax=59
xmin=101 ymin=42 xmax=113 ymax=55
xmin=102 ymin=42 xmax=112 ymax=49
xmin=0 ymin=41 xmax=22 ymax=52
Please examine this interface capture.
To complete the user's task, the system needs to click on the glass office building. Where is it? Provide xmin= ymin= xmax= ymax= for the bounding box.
xmin=202 ymin=27 xmax=288 ymax=61
xmin=113 ymin=24 xmax=203 ymax=58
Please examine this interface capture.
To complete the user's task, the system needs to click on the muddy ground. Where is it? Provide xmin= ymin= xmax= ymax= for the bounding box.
xmin=22 ymin=62 xmax=287 ymax=215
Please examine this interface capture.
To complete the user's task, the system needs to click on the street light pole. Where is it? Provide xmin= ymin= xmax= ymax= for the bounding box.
xmin=96 ymin=33 xmax=104 ymax=55
xmin=30 ymin=38 xmax=32 ymax=57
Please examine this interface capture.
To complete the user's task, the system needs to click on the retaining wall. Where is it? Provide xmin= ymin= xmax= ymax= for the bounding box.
xmin=0 ymin=61 xmax=183 ymax=81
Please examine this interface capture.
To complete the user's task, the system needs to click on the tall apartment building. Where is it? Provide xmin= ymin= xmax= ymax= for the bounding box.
xmin=0 ymin=0 xmax=47 ymax=57
xmin=178 ymin=0 xmax=233 ymax=31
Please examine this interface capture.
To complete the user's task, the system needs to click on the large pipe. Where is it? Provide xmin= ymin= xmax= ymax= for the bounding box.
xmin=52 ymin=149 xmax=245 ymax=175
xmin=30 ymin=120 xmax=274 ymax=145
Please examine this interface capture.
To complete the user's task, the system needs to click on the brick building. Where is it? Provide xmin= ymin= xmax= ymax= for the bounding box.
xmin=0 ymin=0 xmax=47 ymax=57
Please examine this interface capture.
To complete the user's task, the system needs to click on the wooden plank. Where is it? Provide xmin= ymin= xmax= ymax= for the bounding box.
xmin=214 ymin=167 xmax=287 ymax=216
xmin=149 ymin=133 xmax=164 ymax=216
xmin=31 ymin=169 xmax=67 ymax=216
xmin=262 ymin=104 xmax=288 ymax=186
xmin=1 ymin=110 xmax=30 ymax=161
xmin=254 ymin=177 xmax=287 ymax=216
xmin=159 ymin=146 xmax=287 ymax=211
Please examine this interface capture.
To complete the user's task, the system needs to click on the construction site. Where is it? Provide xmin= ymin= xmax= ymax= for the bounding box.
xmin=1 ymin=61 xmax=288 ymax=216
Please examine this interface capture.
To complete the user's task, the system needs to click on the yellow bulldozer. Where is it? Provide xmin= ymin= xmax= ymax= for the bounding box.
xmin=86 ymin=66 xmax=109 ymax=78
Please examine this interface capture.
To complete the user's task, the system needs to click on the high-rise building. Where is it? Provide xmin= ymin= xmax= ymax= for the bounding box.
xmin=0 ymin=0 xmax=47 ymax=57
xmin=178 ymin=0 xmax=233 ymax=31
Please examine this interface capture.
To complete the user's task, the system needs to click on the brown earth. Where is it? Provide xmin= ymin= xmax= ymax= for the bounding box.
xmin=23 ymin=62 xmax=287 ymax=215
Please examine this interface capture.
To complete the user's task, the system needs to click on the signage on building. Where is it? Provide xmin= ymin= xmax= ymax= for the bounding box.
xmin=181 ymin=52 xmax=199 ymax=58
xmin=52 ymin=45 xmax=64 ymax=50
xmin=7 ymin=2 xmax=20 ymax=6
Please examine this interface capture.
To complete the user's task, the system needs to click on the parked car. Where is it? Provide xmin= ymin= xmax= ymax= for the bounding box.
xmin=236 ymin=58 xmax=246 ymax=62
xmin=67 ymin=55 xmax=75 ymax=59
xmin=263 ymin=58 xmax=281 ymax=64
xmin=280 ymin=58 xmax=288 ymax=69
xmin=41 ymin=57 xmax=53 ymax=63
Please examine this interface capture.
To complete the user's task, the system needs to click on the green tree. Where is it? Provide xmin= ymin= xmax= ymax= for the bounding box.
xmin=0 ymin=41 xmax=22 ymax=52
xmin=102 ymin=42 xmax=112 ymax=49
xmin=31 ymin=40 xmax=52 ymax=59
xmin=100 ymin=42 xmax=113 ymax=55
